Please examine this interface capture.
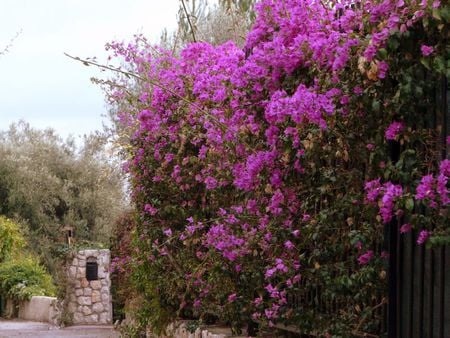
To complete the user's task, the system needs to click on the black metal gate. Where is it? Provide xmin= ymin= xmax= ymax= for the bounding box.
xmin=387 ymin=76 xmax=449 ymax=338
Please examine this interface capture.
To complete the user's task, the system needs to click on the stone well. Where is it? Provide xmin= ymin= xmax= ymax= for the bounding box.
xmin=66 ymin=249 xmax=112 ymax=325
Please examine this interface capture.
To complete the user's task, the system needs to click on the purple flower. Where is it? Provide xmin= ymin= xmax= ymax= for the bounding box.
xmin=265 ymin=268 xmax=276 ymax=279
xmin=204 ymin=176 xmax=218 ymax=190
xmin=437 ymin=174 xmax=449 ymax=205
xmin=380 ymin=182 xmax=403 ymax=223
xmin=440 ymin=159 xmax=450 ymax=177
xmin=144 ymin=204 xmax=158 ymax=216
xmin=400 ymin=223 xmax=412 ymax=234
xmin=415 ymin=174 xmax=435 ymax=200
xmin=228 ymin=293 xmax=237 ymax=303
xmin=302 ymin=214 xmax=311 ymax=222
xmin=358 ymin=250 xmax=374 ymax=265
xmin=377 ymin=61 xmax=389 ymax=79
xmin=284 ymin=240 xmax=295 ymax=250
xmin=365 ymin=179 xmax=381 ymax=202
xmin=163 ymin=228 xmax=172 ymax=237
xmin=420 ymin=45 xmax=434 ymax=56
xmin=417 ymin=230 xmax=430 ymax=245
xmin=385 ymin=121 xmax=404 ymax=140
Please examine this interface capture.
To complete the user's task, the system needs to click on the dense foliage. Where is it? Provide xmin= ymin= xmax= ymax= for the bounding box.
xmin=110 ymin=211 xmax=136 ymax=322
xmin=0 ymin=257 xmax=56 ymax=301
xmin=0 ymin=216 xmax=24 ymax=262
xmin=103 ymin=0 xmax=448 ymax=335
xmin=0 ymin=216 xmax=55 ymax=302
xmin=0 ymin=122 xmax=126 ymax=279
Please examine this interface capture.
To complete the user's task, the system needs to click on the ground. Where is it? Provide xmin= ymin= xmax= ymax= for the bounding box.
xmin=0 ymin=320 xmax=119 ymax=338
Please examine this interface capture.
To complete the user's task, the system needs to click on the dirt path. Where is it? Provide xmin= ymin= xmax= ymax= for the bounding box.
xmin=0 ymin=320 xmax=119 ymax=338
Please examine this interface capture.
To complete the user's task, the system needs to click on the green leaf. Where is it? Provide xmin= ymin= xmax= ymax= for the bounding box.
xmin=371 ymin=100 xmax=380 ymax=112
xmin=432 ymin=8 xmax=442 ymax=20
xmin=405 ymin=198 xmax=414 ymax=211
xmin=420 ymin=57 xmax=431 ymax=70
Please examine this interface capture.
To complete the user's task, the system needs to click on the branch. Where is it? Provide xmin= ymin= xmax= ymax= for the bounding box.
xmin=180 ymin=0 xmax=197 ymax=42
xmin=64 ymin=52 xmax=211 ymax=118
xmin=64 ymin=53 xmax=256 ymax=147
xmin=0 ymin=29 xmax=22 ymax=57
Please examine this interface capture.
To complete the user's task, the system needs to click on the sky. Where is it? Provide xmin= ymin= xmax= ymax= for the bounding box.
xmin=0 ymin=0 xmax=181 ymax=141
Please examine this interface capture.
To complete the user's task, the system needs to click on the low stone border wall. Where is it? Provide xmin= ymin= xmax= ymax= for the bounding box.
xmin=18 ymin=296 xmax=60 ymax=325
xmin=147 ymin=321 xmax=237 ymax=338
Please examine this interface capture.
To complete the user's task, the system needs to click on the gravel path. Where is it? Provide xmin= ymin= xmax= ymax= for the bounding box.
xmin=0 ymin=320 xmax=119 ymax=338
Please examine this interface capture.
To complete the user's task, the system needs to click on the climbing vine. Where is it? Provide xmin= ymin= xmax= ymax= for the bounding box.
xmin=101 ymin=0 xmax=449 ymax=335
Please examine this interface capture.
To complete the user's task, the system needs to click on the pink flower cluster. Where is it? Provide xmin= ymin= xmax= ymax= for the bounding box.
xmin=365 ymin=179 xmax=403 ymax=223
xmin=104 ymin=0 xmax=443 ymax=327
xmin=415 ymin=160 xmax=450 ymax=207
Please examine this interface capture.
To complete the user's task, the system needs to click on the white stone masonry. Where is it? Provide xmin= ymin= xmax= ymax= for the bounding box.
xmin=66 ymin=249 xmax=112 ymax=325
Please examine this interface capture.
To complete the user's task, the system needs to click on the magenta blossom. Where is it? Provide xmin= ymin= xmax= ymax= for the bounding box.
xmin=385 ymin=121 xmax=404 ymax=140
xmin=415 ymin=174 xmax=435 ymax=200
xmin=284 ymin=240 xmax=295 ymax=250
xmin=400 ymin=223 xmax=412 ymax=234
xmin=416 ymin=230 xmax=430 ymax=245
xmin=228 ymin=293 xmax=237 ymax=303
xmin=358 ymin=250 xmax=374 ymax=265
xmin=144 ymin=204 xmax=158 ymax=216
xmin=420 ymin=45 xmax=434 ymax=56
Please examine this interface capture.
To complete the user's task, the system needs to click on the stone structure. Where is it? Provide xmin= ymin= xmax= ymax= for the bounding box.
xmin=66 ymin=249 xmax=112 ymax=325
xmin=18 ymin=296 xmax=61 ymax=324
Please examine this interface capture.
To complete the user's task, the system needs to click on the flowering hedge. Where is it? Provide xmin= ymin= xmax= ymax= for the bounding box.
xmin=103 ymin=0 xmax=449 ymax=335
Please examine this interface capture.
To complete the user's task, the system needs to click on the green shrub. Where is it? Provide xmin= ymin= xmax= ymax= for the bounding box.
xmin=0 ymin=256 xmax=56 ymax=301
xmin=0 ymin=216 xmax=25 ymax=262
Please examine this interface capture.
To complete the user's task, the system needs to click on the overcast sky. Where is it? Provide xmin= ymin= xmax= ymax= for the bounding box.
xmin=0 ymin=0 xmax=181 ymax=140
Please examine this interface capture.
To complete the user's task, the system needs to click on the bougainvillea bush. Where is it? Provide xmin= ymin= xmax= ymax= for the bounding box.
xmin=102 ymin=0 xmax=449 ymax=335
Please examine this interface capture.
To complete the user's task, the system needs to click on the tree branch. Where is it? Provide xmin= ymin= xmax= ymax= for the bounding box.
xmin=180 ymin=0 xmax=197 ymax=42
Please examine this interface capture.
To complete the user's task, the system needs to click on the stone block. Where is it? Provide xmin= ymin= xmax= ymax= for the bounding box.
xmin=67 ymin=301 xmax=77 ymax=313
xmin=84 ymin=250 xmax=97 ymax=258
xmin=92 ymin=302 xmax=104 ymax=313
xmin=98 ymin=269 xmax=106 ymax=279
xmin=73 ymin=312 xmax=84 ymax=323
xmin=72 ymin=258 xmax=78 ymax=266
xmin=81 ymin=278 xmax=89 ymax=288
xmin=86 ymin=313 xmax=99 ymax=324
xmin=68 ymin=266 xmax=77 ymax=278
xmin=90 ymin=280 xmax=102 ymax=290
xmin=74 ymin=280 xmax=81 ymax=288
xmin=77 ymin=296 xmax=92 ymax=306
xmin=69 ymin=294 xmax=76 ymax=302
xmin=75 ymin=288 xmax=83 ymax=296
xmin=78 ymin=259 xmax=86 ymax=267
xmin=101 ymin=286 xmax=109 ymax=293
xmin=82 ymin=306 xmax=92 ymax=315
xmin=92 ymin=290 xmax=101 ymax=303
xmin=99 ymin=312 xmax=111 ymax=324
xmin=76 ymin=267 xmax=86 ymax=278
xmin=101 ymin=293 xmax=109 ymax=302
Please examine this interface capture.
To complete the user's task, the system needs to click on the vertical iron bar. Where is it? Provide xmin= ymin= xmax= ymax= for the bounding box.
xmin=387 ymin=139 xmax=400 ymax=338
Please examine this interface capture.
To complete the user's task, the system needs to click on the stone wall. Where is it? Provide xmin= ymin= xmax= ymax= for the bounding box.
xmin=66 ymin=249 xmax=112 ymax=325
xmin=146 ymin=322 xmax=233 ymax=338
xmin=18 ymin=296 xmax=60 ymax=324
